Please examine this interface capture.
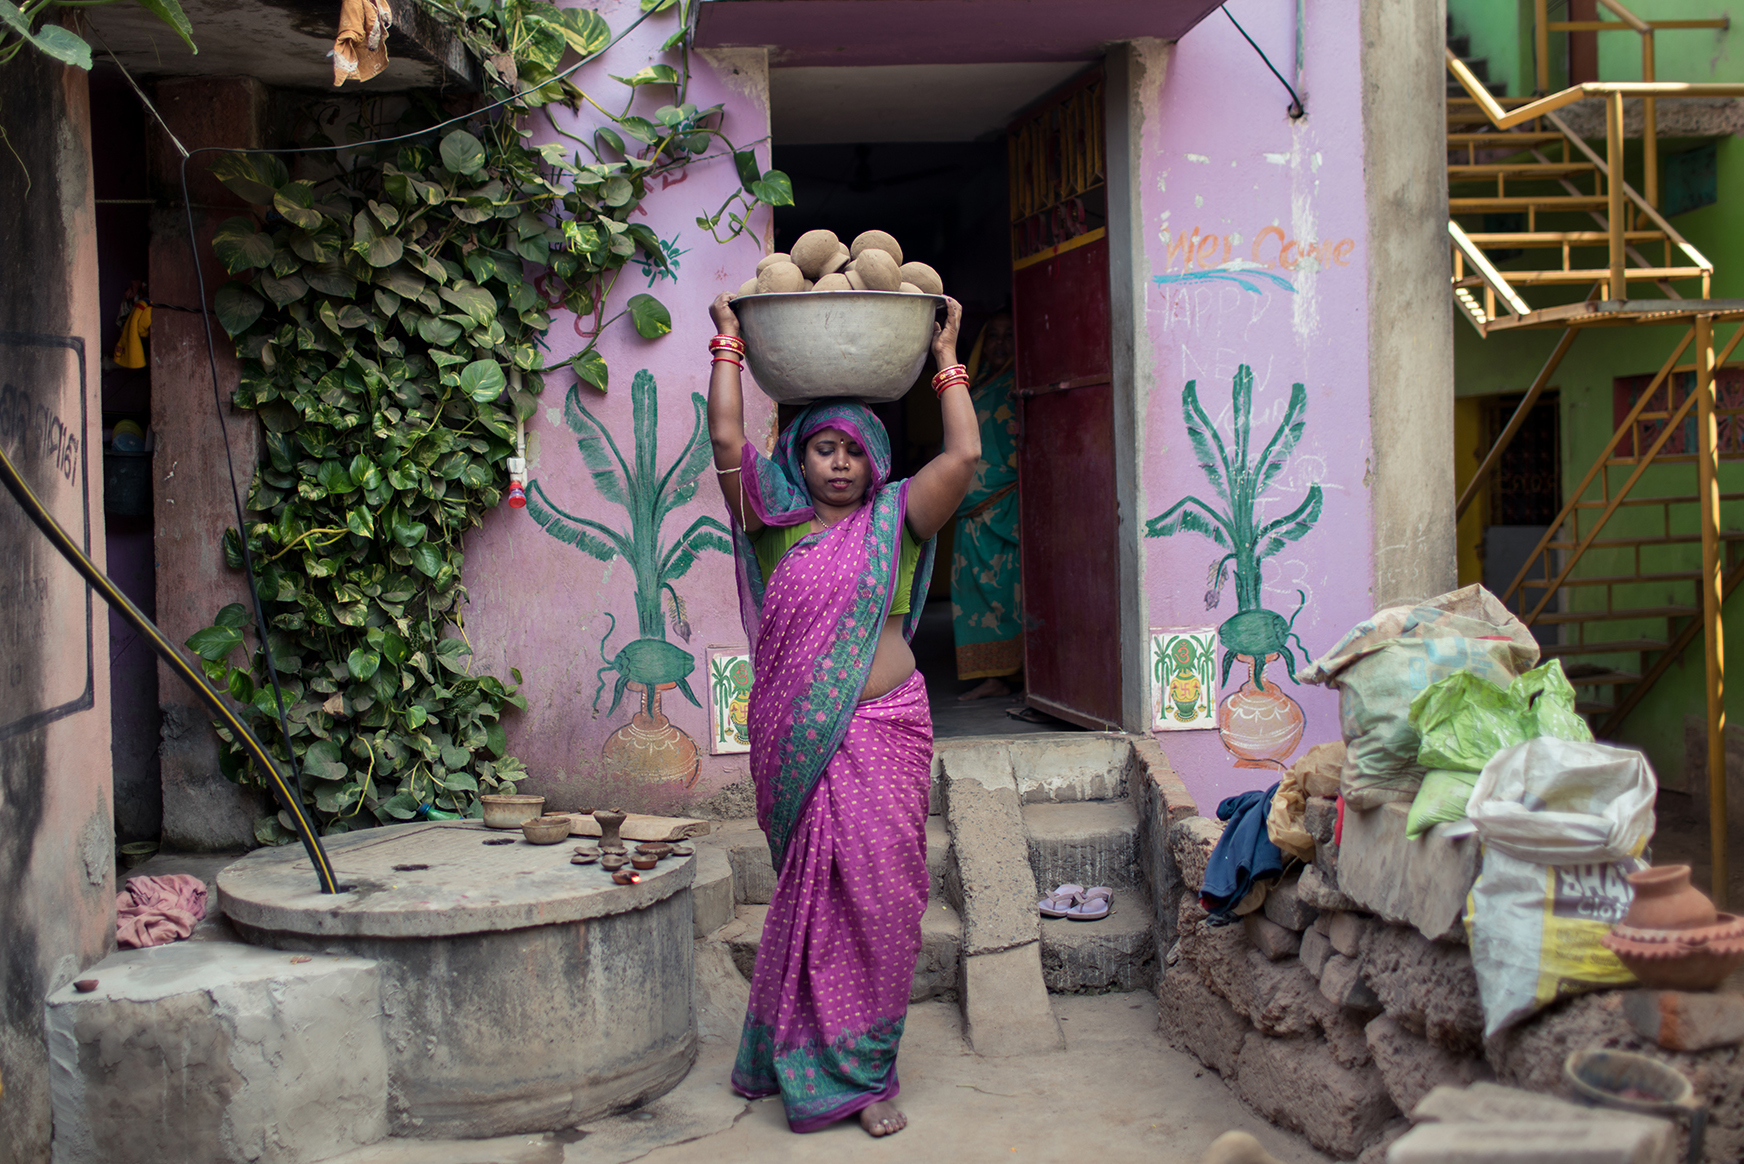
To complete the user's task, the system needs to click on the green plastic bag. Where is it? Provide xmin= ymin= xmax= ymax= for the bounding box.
xmin=1405 ymin=661 xmax=1591 ymax=837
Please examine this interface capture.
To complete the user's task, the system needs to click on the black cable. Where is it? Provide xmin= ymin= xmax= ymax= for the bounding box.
xmin=0 ymin=442 xmax=340 ymax=892
xmin=1222 ymin=5 xmax=1306 ymax=119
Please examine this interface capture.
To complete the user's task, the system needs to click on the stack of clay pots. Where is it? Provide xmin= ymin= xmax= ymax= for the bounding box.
xmin=1602 ymin=864 xmax=1744 ymax=989
xmin=737 ymin=229 xmax=945 ymax=298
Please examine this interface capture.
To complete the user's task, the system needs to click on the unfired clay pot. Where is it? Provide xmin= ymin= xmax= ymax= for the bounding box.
xmin=1620 ymin=865 xmax=1715 ymax=931
xmin=593 ymin=808 xmax=628 ymax=854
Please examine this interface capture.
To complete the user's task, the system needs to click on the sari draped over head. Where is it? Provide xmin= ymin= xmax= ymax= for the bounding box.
xmin=724 ymin=400 xmax=937 ymax=1131
xmin=727 ymin=401 xmax=934 ymax=869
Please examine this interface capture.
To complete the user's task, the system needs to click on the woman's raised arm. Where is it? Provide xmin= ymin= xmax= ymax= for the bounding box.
xmin=707 ymin=291 xmax=763 ymax=535
xmin=903 ymin=297 xmax=979 ymax=540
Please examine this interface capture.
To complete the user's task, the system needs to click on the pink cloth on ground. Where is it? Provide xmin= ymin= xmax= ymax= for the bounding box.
xmin=116 ymin=873 xmax=209 ymax=948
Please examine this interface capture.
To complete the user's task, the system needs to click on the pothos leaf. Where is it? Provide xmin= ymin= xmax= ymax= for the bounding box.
xmin=458 ymin=359 xmax=506 ymax=403
xmin=214 ymin=283 xmax=266 ymax=336
xmin=627 ymin=293 xmax=671 ymax=338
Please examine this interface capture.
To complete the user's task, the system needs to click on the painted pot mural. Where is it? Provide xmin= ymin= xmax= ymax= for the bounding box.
xmin=527 ymin=368 xmax=730 ymax=789
xmin=1146 ymin=365 xmax=1321 ymax=770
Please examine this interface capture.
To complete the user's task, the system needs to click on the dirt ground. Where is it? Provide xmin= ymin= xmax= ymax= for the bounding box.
xmin=321 ymin=943 xmax=1328 ymax=1164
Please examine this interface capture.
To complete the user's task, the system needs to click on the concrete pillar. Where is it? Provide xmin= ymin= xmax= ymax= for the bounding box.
xmin=0 ymin=43 xmax=116 ymax=1164
xmin=1360 ymin=0 xmax=1459 ymax=607
xmin=147 ymin=77 xmax=274 ymax=850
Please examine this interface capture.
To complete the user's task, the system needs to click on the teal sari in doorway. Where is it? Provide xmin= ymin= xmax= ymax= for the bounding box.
xmin=950 ymin=361 xmax=1022 ymax=680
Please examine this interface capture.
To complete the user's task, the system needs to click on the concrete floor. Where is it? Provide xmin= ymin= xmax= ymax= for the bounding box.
xmin=318 ymin=943 xmax=1328 ymax=1164
xmin=912 ymin=599 xmax=1085 ymax=739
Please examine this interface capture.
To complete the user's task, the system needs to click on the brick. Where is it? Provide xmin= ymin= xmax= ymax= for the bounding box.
xmin=1297 ymin=864 xmax=1361 ymax=912
xmin=1336 ymin=801 xmax=1477 ymax=943
xmin=1169 ymin=815 xmax=1224 ymax=895
xmin=1328 ymin=911 xmax=1371 ymax=957
xmin=1300 ymin=927 xmax=1333 ymax=977
xmin=1243 ymin=913 xmax=1302 ymax=961
xmin=1157 ymin=961 xmax=1249 ymax=1078
xmin=1387 ymin=1120 xmax=1671 ymax=1164
xmin=1262 ymin=875 xmax=1319 ymax=932
xmin=1320 ymin=953 xmax=1382 ymax=1014
xmin=1322 ymin=1007 xmax=1375 ymax=1070
xmin=1313 ymin=912 xmax=1334 ymax=937
xmin=1364 ymin=1013 xmax=1491 ymax=1115
xmin=1234 ymin=1032 xmax=1398 ymax=1159
xmin=1361 ymin=924 xmax=1484 ymax=1054
xmin=1622 ymin=990 xmax=1744 ymax=1052
xmin=1304 ymin=794 xmax=1341 ymax=844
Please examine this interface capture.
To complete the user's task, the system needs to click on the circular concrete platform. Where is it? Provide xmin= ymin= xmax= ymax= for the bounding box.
xmin=220 ymin=821 xmax=696 ymax=1138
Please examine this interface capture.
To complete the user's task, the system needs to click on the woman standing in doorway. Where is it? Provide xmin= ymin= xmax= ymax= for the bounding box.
xmin=951 ymin=311 xmax=1024 ymax=700
xmin=706 ymin=290 xmax=979 ymax=1137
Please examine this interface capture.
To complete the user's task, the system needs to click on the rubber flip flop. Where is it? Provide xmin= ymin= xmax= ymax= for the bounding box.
xmin=1067 ymin=891 xmax=1111 ymax=922
xmin=1038 ymin=884 xmax=1085 ymax=918
xmin=1006 ymin=705 xmax=1054 ymax=724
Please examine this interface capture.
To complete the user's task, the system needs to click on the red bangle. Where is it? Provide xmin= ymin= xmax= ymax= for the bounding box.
xmin=931 ymin=363 xmax=967 ymax=388
xmin=711 ymin=334 xmax=745 ymax=354
xmin=712 ymin=355 xmax=743 ymax=369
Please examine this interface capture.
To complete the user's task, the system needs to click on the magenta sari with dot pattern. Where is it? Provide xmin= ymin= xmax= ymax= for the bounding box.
xmin=725 ymin=403 xmax=935 ymax=1131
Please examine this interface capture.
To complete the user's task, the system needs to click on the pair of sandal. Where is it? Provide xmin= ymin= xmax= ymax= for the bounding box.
xmin=1037 ymin=884 xmax=1112 ymax=921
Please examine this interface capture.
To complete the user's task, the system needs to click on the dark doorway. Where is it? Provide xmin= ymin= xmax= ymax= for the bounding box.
xmin=1479 ymin=390 xmax=1561 ymax=644
xmin=772 ymin=139 xmax=1071 ymax=735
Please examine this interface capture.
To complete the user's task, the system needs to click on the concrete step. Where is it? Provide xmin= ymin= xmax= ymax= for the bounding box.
xmin=716 ymin=901 xmax=963 ymax=1002
xmin=1022 ymin=798 xmax=1141 ymax=897
xmin=1039 ymin=901 xmax=1156 ymax=994
xmin=693 ymin=843 xmax=734 ymax=938
xmin=705 ymin=816 xmax=953 ymax=909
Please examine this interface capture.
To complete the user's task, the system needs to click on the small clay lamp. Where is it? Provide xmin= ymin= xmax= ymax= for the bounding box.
xmin=668 ymin=843 xmax=694 ymax=858
xmin=594 ymin=808 xmax=628 ymax=854
xmin=611 ymin=869 xmax=640 ymax=885
xmin=631 ymin=853 xmax=659 ymax=871
xmin=599 ymin=852 xmax=629 ymax=872
xmin=636 ymin=843 xmax=673 ymax=861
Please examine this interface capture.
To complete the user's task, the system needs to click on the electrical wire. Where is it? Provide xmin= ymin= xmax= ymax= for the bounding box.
xmin=1222 ymin=5 xmax=1306 ymax=119
xmin=0 ymin=442 xmax=340 ymax=892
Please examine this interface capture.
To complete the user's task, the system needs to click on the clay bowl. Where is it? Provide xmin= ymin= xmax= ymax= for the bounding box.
xmin=570 ymin=851 xmax=599 ymax=866
xmin=732 ymin=291 xmax=945 ymax=404
xmin=521 ymin=816 xmax=572 ymax=845
xmin=1563 ymin=1049 xmax=1698 ymax=1119
xmin=636 ymin=843 xmax=673 ymax=860
xmin=480 ymin=794 xmax=545 ymax=829
xmin=668 ymin=843 xmax=694 ymax=858
xmin=599 ymin=853 xmax=629 ymax=872
xmin=631 ymin=854 xmax=659 ymax=871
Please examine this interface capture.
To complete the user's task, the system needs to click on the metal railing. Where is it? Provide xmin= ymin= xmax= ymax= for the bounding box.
xmin=1534 ymin=0 xmax=1729 ymax=209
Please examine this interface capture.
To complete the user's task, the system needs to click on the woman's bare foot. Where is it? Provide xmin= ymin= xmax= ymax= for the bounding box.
xmin=957 ymin=677 xmax=1012 ymax=701
xmin=859 ymin=1100 xmax=907 ymax=1137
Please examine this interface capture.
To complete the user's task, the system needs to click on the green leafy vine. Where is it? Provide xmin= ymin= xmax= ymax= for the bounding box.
xmin=186 ymin=0 xmax=792 ymax=841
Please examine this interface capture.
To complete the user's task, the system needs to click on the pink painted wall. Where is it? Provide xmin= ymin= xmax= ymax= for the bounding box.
xmin=465 ymin=4 xmax=773 ymax=813
xmin=1135 ymin=2 xmax=1375 ymax=812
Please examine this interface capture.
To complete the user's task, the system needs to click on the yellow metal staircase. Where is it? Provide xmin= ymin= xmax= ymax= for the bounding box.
xmin=1444 ymin=2 xmax=1739 ymax=901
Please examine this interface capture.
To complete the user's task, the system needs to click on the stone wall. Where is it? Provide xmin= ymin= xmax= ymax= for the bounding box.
xmin=1152 ymin=793 xmax=1744 ymax=1162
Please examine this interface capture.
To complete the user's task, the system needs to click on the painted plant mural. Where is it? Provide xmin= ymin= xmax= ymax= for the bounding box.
xmin=527 ymin=369 xmax=731 ymax=788
xmin=1146 ymin=365 xmax=1320 ymax=769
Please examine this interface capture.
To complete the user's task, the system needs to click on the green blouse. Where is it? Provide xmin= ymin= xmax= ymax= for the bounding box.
xmin=753 ymin=521 xmax=923 ymax=615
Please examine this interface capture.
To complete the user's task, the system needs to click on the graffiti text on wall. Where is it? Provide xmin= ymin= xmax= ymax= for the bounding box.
xmin=0 ymin=382 xmax=79 ymax=485
xmin=1158 ymin=224 xmax=1355 ymax=275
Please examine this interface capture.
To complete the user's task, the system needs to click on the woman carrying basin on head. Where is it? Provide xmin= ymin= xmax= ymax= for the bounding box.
xmin=705 ymin=289 xmax=979 ymax=1138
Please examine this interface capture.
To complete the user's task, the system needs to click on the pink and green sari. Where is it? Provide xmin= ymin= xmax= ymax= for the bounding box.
xmin=726 ymin=401 xmax=936 ymax=1131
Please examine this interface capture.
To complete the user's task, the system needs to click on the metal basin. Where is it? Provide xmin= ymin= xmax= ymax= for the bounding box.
xmin=734 ymin=291 xmax=945 ymax=404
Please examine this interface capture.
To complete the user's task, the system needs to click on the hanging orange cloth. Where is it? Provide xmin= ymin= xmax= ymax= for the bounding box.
xmin=332 ymin=0 xmax=393 ymax=86
xmin=112 ymin=301 xmax=152 ymax=369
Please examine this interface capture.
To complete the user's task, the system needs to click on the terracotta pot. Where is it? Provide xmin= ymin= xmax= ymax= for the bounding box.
xmin=1217 ymin=654 xmax=1306 ymax=770
xmin=1622 ymin=865 xmax=1716 ymax=931
xmin=602 ymin=682 xmax=702 ymax=788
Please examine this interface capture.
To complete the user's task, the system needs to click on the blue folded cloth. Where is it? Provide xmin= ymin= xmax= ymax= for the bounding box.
xmin=1201 ymin=784 xmax=1285 ymax=919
